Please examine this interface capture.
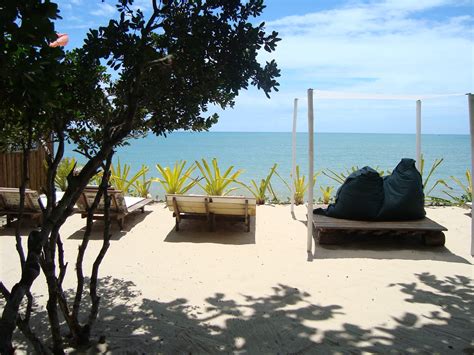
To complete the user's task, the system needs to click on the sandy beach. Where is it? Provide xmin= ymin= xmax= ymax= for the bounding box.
xmin=1 ymin=204 xmax=473 ymax=353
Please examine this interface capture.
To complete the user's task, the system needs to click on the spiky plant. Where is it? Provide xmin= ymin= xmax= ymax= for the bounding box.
xmin=319 ymin=185 xmax=334 ymax=204
xmin=55 ymin=157 xmax=77 ymax=191
xmin=110 ymin=159 xmax=148 ymax=194
xmin=195 ymin=158 xmax=243 ymax=196
xmin=275 ymin=165 xmax=318 ymax=205
xmin=132 ymin=165 xmax=154 ymax=198
xmin=245 ymin=163 xmax=277 ymax=204
xmin=154 ymin=161 xmax=199 ymax=195
xmin=443 ymin=169 xmax=472 ymax=204
xmin=419 ymin=155 xmax=450 ymax=203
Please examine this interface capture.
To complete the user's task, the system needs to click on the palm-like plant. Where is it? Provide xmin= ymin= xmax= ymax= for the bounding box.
xmin=443 ymin=169 xmax=472 ymax=204
xmin=419 ymin=155 xmax=450 ymax=203
xmin=319 ymin=185 xmax=334 ymax=204
xmin=245 ymin=163 xmax=277 ymax=205
xmin=275 ymin=165 xmax=318 ymax=205
xmin=110 ymin=159 xmax=148 ymax=194
xmin=322 ymin=165 xmax=388 ymax=184
xmin=154 ymin=161 xmax=199 ymax=195
xmin=195 ymin=158 xmax=243 ymax=196
xmin=55 ymin=157 xmax=77 ymax=191
xmin=132 ymin=165 xmax=154 ymax=198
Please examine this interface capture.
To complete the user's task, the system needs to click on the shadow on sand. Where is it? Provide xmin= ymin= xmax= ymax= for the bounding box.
xmin=292 ymin=216 xmax=471 ymax=264
xmin=311 ymin=233 xmax=472 ymax=264
xmin=66 ymin=210 xmax=153 ymax=241
xmin=7 ymin=273 xmax=473 ymax=354
xmin=164 ymin=216 xmax=256 ymax=245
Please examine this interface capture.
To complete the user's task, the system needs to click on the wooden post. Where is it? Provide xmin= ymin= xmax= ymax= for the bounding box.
xmin=307 ymin=89 xmax=314 ymax=253
xmin=467 ymin=93 xmax=474 ymax=256
xmin=416 ymin=100 xmax=422 ymax=171
xmin=291 ymin=98 xmax=298 ymax=214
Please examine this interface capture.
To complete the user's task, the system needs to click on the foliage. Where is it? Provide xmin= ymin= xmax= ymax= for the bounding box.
xmin=109 ymin=159 xmax=148 ymax=194
xmin=319 ymin=185 xmax=334 ymax=204
xmin=55 ymin=157 xmax=78 ymax=191
xmin=322 ymin=166 xmax=388 ymax=185
xmin=154 ymin=161 xmax=199 ymax=195
xmin=245 ymin=163 xmax=278 ymax=204
xmin=443 ymin=169 xmax=472 ymax=205
xmin=276 ymin=165 xmax=318 ymax=205
xmin=0 ymin=0 xmax=280 ymax=352
xmin=419 ymin=155 xmax=450 ymax=203
xmin=195 ymin=158 xmax=243 ymax=196
xmin=132 ymin=165 xmax=154 ymax=198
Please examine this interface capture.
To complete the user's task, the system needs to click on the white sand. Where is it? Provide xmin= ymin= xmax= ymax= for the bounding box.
xmin=0 ymin=204 xmax=473 ymax=353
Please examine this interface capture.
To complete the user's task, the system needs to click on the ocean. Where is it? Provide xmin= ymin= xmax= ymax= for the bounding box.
xmin=65 ymin=132 xmax=470 ymax=201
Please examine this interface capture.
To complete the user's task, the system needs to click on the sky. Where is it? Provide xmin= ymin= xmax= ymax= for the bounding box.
xmin=54 ymin=0 xmax=473 ymax=134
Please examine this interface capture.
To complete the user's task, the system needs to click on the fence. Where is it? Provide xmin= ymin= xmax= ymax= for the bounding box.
xmin=0 ymin=143 xmax=51 ymax=192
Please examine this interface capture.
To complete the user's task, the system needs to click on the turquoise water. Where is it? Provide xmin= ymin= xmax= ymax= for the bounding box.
xmin=65 ymin=132 xmax=471 ymax=201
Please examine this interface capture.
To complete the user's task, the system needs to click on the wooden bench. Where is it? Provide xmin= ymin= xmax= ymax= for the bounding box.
xmin=0 ymin=187 xmax=43 ymax=225
xmin=166 ymin=194 xmax=256 ymax=232
xmin=313 ymin=214 xmax=447 ymax=246
xmin=77 ymin=187 xmax=153 ymax=230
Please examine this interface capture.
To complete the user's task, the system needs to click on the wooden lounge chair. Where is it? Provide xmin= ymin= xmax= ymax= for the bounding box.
xmin=0 ymin=187 xmax=43 ymax=225
xmin=77 ymin=186 xmax=153 ymax=230
xmin=313 ymin=214 xmax=447 ymax=246
xmin=166 ymin=194 xmax=257 ymax=232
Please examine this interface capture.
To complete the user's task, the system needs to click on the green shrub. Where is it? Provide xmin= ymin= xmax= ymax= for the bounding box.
xmin=154 ymin=161 xmax=199 ymax=195
xmin=195 ymin=158 xmax=243 ymax=196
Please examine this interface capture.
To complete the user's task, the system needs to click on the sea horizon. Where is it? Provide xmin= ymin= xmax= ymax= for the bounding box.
xmin=65 ymin=132 xmax=471 ymax=201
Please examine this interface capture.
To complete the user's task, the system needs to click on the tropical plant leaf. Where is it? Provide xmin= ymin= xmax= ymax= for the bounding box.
xmin=195 ymin=158 xmax=243 ymax=196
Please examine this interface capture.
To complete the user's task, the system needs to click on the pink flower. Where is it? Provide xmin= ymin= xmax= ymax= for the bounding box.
xmin=49 ymin=33 xmax=69 ymax=47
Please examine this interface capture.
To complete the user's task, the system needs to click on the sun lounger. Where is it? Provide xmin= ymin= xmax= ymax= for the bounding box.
xmin=166 ymin=194 xmax=257 ymax=232
xmin=313 ymin=214 xmax=447 ymax=246
xmin=77 ymin=186 xmax=153 ymax=230
xmin=0 ymin=187 xmax=43 ymax=225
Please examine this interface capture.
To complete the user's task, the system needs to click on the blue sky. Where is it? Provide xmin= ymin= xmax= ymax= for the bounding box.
xmin=55 ymin=0 xmax=473 ymax=134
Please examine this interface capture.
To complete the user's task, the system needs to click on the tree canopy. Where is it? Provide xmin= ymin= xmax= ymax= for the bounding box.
xmin=0 ymin=0 xmax=280 ymax=353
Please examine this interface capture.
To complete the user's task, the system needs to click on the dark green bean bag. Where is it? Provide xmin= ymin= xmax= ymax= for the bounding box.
xmin=314 ymin=159 xmax=425 ymax=221
xmin=377 ymin=158 xmax=425 ymax=220
xmin=322 ymin=166 xmax=384 ymax=220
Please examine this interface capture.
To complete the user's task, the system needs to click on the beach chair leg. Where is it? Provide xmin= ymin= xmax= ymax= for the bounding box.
xmin=244 ymin=199 xmax=250 ymax=232
xmin=175 ymin=216 xmax=180 ymax=231
xmin=118 ymin=217 xmax=124 ymax=230
xmin=209 ymin=213 xmax=215 ymax=232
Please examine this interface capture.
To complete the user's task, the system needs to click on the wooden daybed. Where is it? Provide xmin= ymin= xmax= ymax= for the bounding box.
xmin=313 ymin=214 xmax=447 ymax=246
xmin=166 ymin=194 xmax=256 ymax=232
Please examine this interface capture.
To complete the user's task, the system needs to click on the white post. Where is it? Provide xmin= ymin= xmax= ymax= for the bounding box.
xmin=468 ymin=93 xmax=474 ymax=256
xmin=291 ymin=98 xmax=298 ymax=214
xmin=307 ymin=89 xmax=314 ymax=253
xmin=416 ymin=100 xmax=422 ymax=171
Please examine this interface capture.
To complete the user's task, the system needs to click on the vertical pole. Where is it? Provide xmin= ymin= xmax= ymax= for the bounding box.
xmin=468 ymin=93 xmax=474 ymax=256
xmin=307 ymin=89 xmax=314 ymax=253
xmin=291 ymin=98 xmax=298 ymax=214
xmin=416 ymin=100 xmax=422 ymax=171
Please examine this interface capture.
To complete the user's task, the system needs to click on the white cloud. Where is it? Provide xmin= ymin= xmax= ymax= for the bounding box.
xmin=263 ymin=0 xmax=473 ymax=95
xmin=90 ymin=3 xmax=116 ymax=17
xmin=212 ymin=0 xmax=473 ymax=133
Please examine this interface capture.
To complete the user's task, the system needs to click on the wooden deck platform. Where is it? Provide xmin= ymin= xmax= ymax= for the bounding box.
xmin=313 ymin=214 xmax=447 ymax=246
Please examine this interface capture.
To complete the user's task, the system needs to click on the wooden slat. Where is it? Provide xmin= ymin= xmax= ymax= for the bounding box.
xmin=313 ymin=214 xmax=447 ymax=232
xmin=166 ymin=194 xmax=208 ymax=203
xmin=0 ymin=142 xmax=51 ymax=192
xmin=210 ymin=196 xmax=257 ymax=205
xmin=209 ymin=204 xmax=256 ymax=216
xmin=127 ymin=198 xmax=153 ymax=213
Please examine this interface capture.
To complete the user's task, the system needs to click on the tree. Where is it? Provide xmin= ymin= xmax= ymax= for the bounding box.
xmin=0 ymin=0 xmax=280 ymax=353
